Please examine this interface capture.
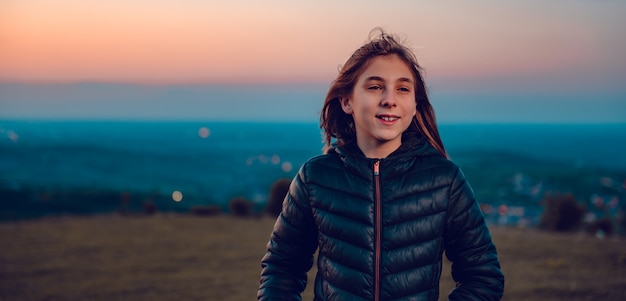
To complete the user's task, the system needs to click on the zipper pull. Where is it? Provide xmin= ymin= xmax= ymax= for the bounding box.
xmin=373 ymin=160 xmax=380 ymax=176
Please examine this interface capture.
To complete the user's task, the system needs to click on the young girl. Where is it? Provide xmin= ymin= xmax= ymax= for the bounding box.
xmin=258 ymin=29 xmax=504 ymax=301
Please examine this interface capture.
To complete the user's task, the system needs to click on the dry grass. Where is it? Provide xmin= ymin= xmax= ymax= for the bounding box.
xmin=0 ymin=214 xmax=624 ymax=301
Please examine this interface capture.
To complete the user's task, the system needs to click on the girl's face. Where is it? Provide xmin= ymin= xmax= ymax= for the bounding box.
xmin=341 ymin=54 xmax=416 ymax=158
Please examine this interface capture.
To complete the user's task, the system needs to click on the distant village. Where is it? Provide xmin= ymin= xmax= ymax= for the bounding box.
xmin=478 ymin=171 xmax=625 ymax=237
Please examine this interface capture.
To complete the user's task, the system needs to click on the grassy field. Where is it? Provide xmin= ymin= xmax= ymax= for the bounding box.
xmin=0 ymin=214 xmax=625 ymax=301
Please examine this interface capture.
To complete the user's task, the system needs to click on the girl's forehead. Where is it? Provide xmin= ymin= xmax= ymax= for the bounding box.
xmin=358 ymin=55 xmax=414 ymax=81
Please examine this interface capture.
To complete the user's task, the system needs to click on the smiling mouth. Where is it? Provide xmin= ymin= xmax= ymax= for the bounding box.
xmin=377 ymin=115 xmax=399 ymax=122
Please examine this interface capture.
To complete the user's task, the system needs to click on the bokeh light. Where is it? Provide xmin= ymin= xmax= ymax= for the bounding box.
xmin=1 ymin=128 xmax=20 ymax=143
xmin=281 ymin=162 xmax=292 ymax=173
xmin=172 ymin=190 xmax=183 ymax=202
xmin=198 ymin=127 xmax=210 ymax=138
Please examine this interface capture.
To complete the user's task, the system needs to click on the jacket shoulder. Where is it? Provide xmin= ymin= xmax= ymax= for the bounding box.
xmin=300 ymin=153 xmax=345 ymax=176
xmin=405 ymin=154 xmax=462 ymax=178
xmin=303 ymin=152 xmax=338 ymax=165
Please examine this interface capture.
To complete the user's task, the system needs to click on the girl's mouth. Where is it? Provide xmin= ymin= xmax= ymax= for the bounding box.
xmin=377 ymin=115 xmax=399 ymax=122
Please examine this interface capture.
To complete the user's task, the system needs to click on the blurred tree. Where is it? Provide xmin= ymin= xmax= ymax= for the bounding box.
xmin=266 ymin=178 xmax=291 ymax=218
xmin=118 ymin=192 xmax=131 ymax=215
xmin=540 ymin=193 xmax=585 ymax=232
xmin=229 ymin=197 xmax=252 ymax=218
xmin=142 ymin=199 xmax=157 ymax=216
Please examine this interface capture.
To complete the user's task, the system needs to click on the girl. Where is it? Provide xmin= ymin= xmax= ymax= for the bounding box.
xmin=258 ymin=29 xmax=504 ymax=301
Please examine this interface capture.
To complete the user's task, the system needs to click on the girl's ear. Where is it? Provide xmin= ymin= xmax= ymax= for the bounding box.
xmin=340 ymin=97 xmax=353 ymax=114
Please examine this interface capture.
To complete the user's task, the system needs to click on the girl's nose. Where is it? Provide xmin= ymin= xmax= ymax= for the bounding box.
xmin=380 ymin=91 xmax=397 ymax=108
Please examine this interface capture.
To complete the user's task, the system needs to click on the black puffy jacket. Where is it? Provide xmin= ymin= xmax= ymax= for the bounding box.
xmin=259 ymin=133 xmax=504 ymax=301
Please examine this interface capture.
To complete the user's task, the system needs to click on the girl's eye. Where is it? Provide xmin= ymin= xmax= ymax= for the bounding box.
xmin=368 ymin=85 xmax=382 ymax=90
xmin=398 ymin=87 xmax=410 ymax=92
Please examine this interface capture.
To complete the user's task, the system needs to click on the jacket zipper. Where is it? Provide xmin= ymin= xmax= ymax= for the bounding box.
xmin=373 ymin=160 xmax=381 ymax=301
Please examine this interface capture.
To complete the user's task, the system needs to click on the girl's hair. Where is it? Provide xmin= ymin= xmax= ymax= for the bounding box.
xmin=320 ymin=28 xmax=447 ymax=158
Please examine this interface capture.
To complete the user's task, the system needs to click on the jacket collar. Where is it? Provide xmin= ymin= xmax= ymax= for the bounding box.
xmin=330 ymin=130 xmax=441 ymax=177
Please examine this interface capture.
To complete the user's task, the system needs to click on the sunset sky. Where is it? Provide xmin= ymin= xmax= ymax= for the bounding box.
xmin=1 ymin=0 xmax=625 ymax=122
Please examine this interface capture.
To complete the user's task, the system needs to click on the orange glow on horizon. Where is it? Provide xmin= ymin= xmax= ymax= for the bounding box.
xmin=1 ymin=1 xmax=624 ymax=88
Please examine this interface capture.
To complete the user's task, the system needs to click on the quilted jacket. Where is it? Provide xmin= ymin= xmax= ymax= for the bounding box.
xmin=259 ymin=132 xmax=504 ymax=301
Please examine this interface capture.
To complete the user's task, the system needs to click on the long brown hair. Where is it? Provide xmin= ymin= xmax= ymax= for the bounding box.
xmin=320 ymin=28 xmax=447 ymax=157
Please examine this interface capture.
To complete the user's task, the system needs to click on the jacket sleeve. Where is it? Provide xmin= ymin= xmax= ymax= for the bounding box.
xmin=444 ymin=167 xmax=505 ymax=301
xmin=258 ymin=164 xmax=319 ymax=301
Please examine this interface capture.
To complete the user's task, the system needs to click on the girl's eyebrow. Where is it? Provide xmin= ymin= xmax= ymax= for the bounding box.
xmin=365 ymin=76 xmax=414 ymax=84
xmin=397 ymin=77 xmax=414 ymax=84
xmin=365 ymin=76 xmax=385 ymax=82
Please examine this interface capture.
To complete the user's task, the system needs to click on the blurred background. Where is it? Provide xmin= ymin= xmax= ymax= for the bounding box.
xmin=1 ymin=1 xmax=626 ymax=299
xmin=0 ymin=0 xmax=626 ymax=226
xmin=1 ymin=0 xmax=625 ymax=226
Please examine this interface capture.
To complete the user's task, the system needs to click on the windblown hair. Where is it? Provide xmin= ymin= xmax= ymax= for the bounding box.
xmin=320 ymin=28 xmax=447 ymax=158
